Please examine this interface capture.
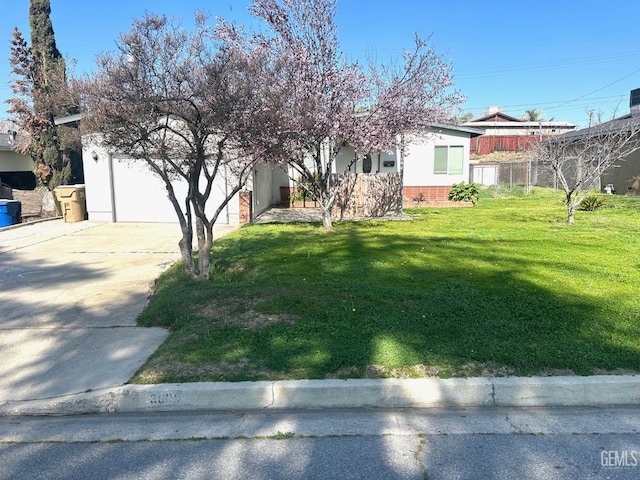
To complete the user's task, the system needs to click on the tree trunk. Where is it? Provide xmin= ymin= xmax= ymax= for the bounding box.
xmin=321 ymin=205 xmax=333 ymax=230
xmin=179 ymin=223 xmax=197 ymax=277
xmin=318 ymin=190 xmax=333 ymax=230
xmin=195 ymin=216 xmax=206 ymax=253
xmin=50 ymin=191 xmax=62 ymax=216
xmin=197 ymin=244 xmax=211 ymax=280
xmin=196 ymin=218 xmax=213 ymax=280
xmin=567 ymin=202 xmax=576 ymax=225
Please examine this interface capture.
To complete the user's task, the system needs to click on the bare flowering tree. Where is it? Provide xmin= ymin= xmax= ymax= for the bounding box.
xmin=80 ymin=14 xmax=276 ymax=279
xmin=222 ymin=0 xmax=464 ymax=230
xmin=532 ymin=117 xmax=640 ymax=224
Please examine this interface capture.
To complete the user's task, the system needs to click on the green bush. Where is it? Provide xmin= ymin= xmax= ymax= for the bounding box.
xmin=578 ymin=194 xmax=606 ymax=212
xmin=448 ymin=182 xmax=480 ymax=205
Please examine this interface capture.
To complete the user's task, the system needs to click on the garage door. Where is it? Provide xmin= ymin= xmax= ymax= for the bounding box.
xmin=111 ymin=157 xmax=234 ymax=224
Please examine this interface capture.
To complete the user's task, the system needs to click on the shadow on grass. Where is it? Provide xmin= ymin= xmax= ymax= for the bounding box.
xmin=136 ymin=219 xmax=640 ymax=382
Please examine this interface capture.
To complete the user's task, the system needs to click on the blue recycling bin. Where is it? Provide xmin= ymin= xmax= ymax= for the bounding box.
xmin=0 ymin=200 xmax=21 ymax=227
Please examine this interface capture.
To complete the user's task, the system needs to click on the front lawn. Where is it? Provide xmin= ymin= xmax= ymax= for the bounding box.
xmin=133 ymin=189 xmax=640 ymax=383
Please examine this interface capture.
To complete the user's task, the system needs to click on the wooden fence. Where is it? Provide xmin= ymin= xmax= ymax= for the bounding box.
xmin=332 ymin=173 xmax=402 ymax=218
xmin=471 ymin=135 xmax=545 ymax=155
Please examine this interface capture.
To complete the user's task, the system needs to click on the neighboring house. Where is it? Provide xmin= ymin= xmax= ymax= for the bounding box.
xmin=599 ymin=91 xmax=640 ymax=195
xmin=537 ymin=89 xmax=640 ymax=195
xmin=0 ymin=131 xmax=36 ymax=190
xmin=463 ymin=107 xmax=576 ymax=187
xmin=609 ymin=147 xmax=640 ymax=195
xmin=463 ymin=107 xmax=576 ymax=156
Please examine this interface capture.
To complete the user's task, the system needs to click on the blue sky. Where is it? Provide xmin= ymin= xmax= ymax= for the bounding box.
xmin=1 ymin=0 xmax=640 ymax=128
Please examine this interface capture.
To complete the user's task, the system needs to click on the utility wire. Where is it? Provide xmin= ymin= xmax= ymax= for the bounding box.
xmin=546 ymin=67 xmax=640 ymax=111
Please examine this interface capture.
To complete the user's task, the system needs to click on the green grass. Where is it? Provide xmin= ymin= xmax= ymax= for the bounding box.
xmin=132 ymin=188 xmax=640 ymax=383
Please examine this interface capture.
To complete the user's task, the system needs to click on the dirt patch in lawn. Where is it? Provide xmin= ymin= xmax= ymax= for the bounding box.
xmin=197 ymin=299 xmax=299 ymax=331
xmin=133 ymin=359 xmax=279 ymax=384
xmin=362 ymin=362 xmax=516 ymax=379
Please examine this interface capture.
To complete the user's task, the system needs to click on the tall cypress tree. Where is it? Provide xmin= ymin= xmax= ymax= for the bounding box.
xmin=8 ymin=0 xmax=80 ymax=201
xmin=28 ymin=0 xmax=69 ymax=189
xmin=30 ymin=0 xmax=63 ymax=110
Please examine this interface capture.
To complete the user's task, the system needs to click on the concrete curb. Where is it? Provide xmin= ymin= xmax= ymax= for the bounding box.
xmin=1 ymin=375 xmax=639 ymax=416
xmin=0 ymin=215 xmax=62 ymax=232
xmin=492 ymin=376 xmax=640 ymax=407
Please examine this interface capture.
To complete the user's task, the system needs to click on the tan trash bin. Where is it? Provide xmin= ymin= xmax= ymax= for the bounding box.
xmin=54 ymin=184 xmax=86 ymax=223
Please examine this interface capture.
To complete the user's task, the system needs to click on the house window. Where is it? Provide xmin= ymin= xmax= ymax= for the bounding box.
xmin=434 ymin=146 xmax=464 ymax=174
xmin=363 ymin=154 xmax=372 ymax=173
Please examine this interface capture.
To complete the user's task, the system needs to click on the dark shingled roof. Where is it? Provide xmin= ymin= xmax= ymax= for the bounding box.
xmin=561 ymin=114 xmax=640 ymax=140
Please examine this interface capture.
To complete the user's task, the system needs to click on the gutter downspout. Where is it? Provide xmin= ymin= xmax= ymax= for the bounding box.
xmin=108 ymin=153 xmax=116 ymax=222
xmin=252 ymin=167 xmax=257 ymax=220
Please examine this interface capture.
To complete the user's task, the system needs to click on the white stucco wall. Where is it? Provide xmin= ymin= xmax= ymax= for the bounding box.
xmin=82 ymin=141 xmax=239 ymax=224
xmin=335 ymin=146 xmax=399 ymax=174
xmin=403 ymin=129 xmax=472 ymax=187
xmin=335 ymin=146 xmax=356 ymax=173
xmin=378 ymin=151 xmax=398 ymax=173
xmin=289 ymin=131 xmax=473 ymax=188
xmin=251 ymin=163 xmax=289 ymax=215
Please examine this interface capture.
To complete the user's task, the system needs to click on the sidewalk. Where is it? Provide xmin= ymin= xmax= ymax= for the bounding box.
xmin=1 ymin=217 xmax=639 ymax=416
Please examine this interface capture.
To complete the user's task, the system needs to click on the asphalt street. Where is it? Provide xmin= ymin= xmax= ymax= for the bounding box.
xmin=1 ymin=406 xmax=639 ymax=479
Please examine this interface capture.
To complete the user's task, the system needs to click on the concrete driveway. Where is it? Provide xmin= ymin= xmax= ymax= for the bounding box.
xmin=0 ymin=220 xmax=235 ymax=403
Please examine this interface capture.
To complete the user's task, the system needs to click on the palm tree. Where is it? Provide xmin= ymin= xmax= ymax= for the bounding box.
xmin=521 ymin=109 xmax=545 ymax=121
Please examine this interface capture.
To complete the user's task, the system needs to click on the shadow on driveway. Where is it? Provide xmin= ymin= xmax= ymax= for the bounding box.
xmin=0 ymin=221 xmax=191 ymax=402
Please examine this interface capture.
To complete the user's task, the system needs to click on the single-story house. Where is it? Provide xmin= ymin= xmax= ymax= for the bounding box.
xmin=282 ymin=123 xmax=484 ymax=208
xmin=81 ymin=123 xmax=483 ymax=225
xmin=597 ymin=94 xmax=640 ymax=195
xmin=536 ymin=89 xmax=640 ymax=195
xmin=0 ymin=131 xmax=36 ymax=190
xmin=463 ymin=108 xmax=576 ymax=157
xmin=607 ymin=148 xmax=640 ymax=195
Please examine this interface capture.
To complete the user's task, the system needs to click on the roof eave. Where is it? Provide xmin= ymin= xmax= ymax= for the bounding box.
xmin=54 ymin=113 xmax=83 ymax=125
xmin=431 ymin=123 xmax=485 ymax=137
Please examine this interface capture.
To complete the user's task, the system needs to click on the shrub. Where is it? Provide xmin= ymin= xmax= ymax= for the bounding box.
xmin=448 ymin=182 xmax=480 ymax=205
xmin=578 ymin=194 xmax=606 ymax=212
